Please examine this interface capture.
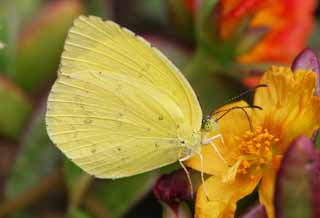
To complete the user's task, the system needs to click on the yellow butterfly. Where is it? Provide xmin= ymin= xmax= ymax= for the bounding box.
xmin=46 ymin=15 xmax=223 ymax=181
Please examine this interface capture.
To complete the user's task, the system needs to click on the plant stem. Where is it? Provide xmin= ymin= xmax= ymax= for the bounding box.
xmin=83 ymin=192 xmax=111 ymax=218
xmin=68 ymin=173 xmax=93 ymax=211
xmin=0 ymin=168 xmax=63 ymax=217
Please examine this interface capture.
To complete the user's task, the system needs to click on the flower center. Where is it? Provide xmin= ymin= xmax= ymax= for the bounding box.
xmin=232 ymin=126 xmax=279 ymax=178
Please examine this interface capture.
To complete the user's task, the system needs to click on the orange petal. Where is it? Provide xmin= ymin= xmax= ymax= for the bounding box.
xmin=242 ymin=75 xmax=262 ymax=88
xmin=259 ymin=164 xmax=277 ymax=218
xmin=219 ymin=0 xmax=266 ymax=39
xmin=184 ymin=0 xmax=196 ymax=13
xmin=253 ymin=67 xmax=320 ymax=153
xmin=239 ymin=0 xmax=316 ymax=63
xmin=195 ymin=174 xmax=261 ymax=218
xmin=185 ymin=100 xmax=258 ymax=175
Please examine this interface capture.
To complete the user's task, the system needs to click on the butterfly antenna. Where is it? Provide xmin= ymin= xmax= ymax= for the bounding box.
xmin=225 ymin=84 xmax=268 ymax=104
xmin=213 ymin=105 xmax=262 ymax=131
xmin=204 ymin=84 xmax=267 ymax=130
xmin=179 ymin=161 xmax=194 ymax=198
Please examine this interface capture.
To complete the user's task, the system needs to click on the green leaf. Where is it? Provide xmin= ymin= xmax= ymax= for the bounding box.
xmin=5 ymin=110 xmax=60 ymax=198
xmin=0 ymin=77 xmax=31 ymax=139
xmin=93 ymin=172 xmax=158 ymax=218
xmin=64 ymin=158 xmax=159 ymax=218
xmin=308 ymin=21 xmax=320 ymax=48
xmin=14 ymin=0 xmax=83 ymax=93
xmin=136 ymin=0 xmax=167 ymax=25
xmin=68 ymin=208 xmax=91 ymax=218
xmin=184 ymin=52 xmax=245 ymax=114
xmin=84 ymin=0 xmax=113 ymax=18
xmin=236 ymin=27 xmax=268 ymax=56
xmin=195 ymin=0 xmax=219 ymax=50
xmin=0 ymin=0 xmax=43 ymax=76
xmin=9 ymin=210 xmax=33 ymax=218
xmin=166 ymin=0 xmax=195 ymax=42
xmin=145 ymin=35 xmax=191 ymax=68
xmin=64 ymin=159 xmax=93 ymax=212
xmin=0 ymin=5 xmax=18 ymax=77
xmin=64 ymin=158 xmax=86 ymax=190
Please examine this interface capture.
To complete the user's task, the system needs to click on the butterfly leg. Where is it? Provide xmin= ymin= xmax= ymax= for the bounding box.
xmin=202 ymin=134 xmax=228 ymax=165
xmin=202 ymin=133 xmax=224 ymax=145
xmin=179 ymin=160 xmax=194 ymax=198
xmin=195 ymin=151 xmax=210 ymax=201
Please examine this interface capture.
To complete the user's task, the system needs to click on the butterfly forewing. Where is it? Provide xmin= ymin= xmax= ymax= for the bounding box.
xmin=61 ymin=16 xmax=202 ymax=130
xmin=46 ymin=16 xmax=203 ymax=178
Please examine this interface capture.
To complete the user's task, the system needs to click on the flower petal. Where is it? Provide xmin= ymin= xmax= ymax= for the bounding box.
xmin=259 ymin=165 xmax=277 ymax=218
xmin=185 ymin=100 xmax=255 ymax=175
xmin=253 ymin=66 xmax=320 ymax=153
xmin=291 ymin=48 xmax=320 ymax=95
xmin=195 ymin=174 xmax=261 ymax=218
xmin=239 ymin=0 xmax=316 ymax=63
xmin=220 ymin=0 xmax=265 ymax=38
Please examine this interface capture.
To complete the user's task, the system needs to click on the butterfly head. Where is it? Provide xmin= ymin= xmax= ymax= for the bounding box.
xmin=202 ymin=117 xmax=218 ymax=132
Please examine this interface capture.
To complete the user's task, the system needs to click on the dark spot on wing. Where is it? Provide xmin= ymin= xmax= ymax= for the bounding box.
xmin=84 ymin=119 xmax=92 ymax=124
xmin=158 ymin=115 xmax=164 ymax=120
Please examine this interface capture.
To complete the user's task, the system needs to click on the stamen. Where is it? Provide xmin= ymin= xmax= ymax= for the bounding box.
xmin=231 ymin=126 xmax=279 ymax=177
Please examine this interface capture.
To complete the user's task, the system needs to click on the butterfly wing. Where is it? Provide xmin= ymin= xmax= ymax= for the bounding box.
xmin=60 ymin=15 xmax=202 ymax=130
xmin=46 ymin=16 xmax=203 ymax=178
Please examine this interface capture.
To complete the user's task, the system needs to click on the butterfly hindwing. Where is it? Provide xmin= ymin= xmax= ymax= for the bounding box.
xmin=46 ymin=16 xmax=203 ymax=178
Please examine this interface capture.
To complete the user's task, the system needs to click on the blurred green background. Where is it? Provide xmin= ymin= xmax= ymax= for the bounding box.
xmin=0 ymin=0 xmax=319 ymax=218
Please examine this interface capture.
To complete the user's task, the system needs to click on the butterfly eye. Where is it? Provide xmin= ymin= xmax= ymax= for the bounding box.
xmin=202 ymin=118 xmax=213 ymax=132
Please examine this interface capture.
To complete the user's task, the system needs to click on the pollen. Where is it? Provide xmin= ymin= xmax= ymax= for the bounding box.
xmin=232 ymin=126 xmax=279 ymax=178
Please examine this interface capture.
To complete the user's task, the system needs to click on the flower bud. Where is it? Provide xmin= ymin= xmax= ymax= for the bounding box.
xmin=153 ymin=169 xmax=192 ymax=206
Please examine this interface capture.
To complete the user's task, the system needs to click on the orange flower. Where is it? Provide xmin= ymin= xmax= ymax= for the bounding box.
xmin=184 ymin=0 xmax=316 ymax=64
xmin=185 ymin=66 xmax=320 ymax=218
xmin=185 ymin=0 xmax=196 ymax=12
xmin=219 ymin=0 xmax=267 ymax=39
xmin=239 ymin=0 xmax=317 ymax=64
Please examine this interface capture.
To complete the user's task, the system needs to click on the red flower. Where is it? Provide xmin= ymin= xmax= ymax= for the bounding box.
xmin=239 ymin=0 xmax=317 ymax=64
xmin=184 ymin=0 xmax=317 ymax=64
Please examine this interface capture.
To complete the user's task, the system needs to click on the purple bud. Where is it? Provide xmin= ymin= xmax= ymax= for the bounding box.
xmin=240 ymin=205 xmax=267 ymax=218
xmin=275 ymin=135 xmax=320 ymax=218
xmin=153 ymin=169 xmax=192 ymax=207
xmin=292 ymin=48 xmax=320 ymax=141
xmin=291 ymin=48 xmax=320 ymax=95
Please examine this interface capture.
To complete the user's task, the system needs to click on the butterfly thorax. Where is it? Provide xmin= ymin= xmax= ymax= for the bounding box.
xmin=178 ymin=131 xmax=202 ymax=161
